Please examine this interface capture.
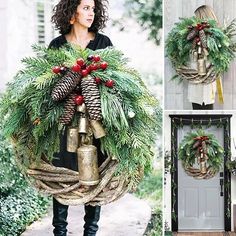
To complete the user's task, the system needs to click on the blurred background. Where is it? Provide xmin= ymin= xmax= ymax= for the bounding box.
xmin=0 ymin=0 xmax=163 ymax=235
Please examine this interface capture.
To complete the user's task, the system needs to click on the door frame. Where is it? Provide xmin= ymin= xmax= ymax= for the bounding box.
xmin=169 ymin=114 xmax=232 ymax=232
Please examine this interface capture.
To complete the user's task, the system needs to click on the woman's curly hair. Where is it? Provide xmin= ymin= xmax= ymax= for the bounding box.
xmin=51 ymin=0 xmax=109 ymax=35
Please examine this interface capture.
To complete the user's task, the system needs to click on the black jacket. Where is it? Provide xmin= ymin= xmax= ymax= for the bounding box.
xmin=49 ymin=33 xmax=113 ymax=171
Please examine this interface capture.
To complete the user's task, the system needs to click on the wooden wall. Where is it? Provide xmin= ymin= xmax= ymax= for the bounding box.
xmin=164 ymin=0 xmax=236 ymax=110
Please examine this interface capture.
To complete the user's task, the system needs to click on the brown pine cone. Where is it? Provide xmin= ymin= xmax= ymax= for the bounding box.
xmin=59 ymin=93 xmax=77 ymax=125
xmin=187 ymin=27 xmax=198 ymax=41
xmin=199 ymin=29 xmax=207 ymax=48
xmin=51 ymin=71 xmax=81 ymax=101
xmin=81 ymin=76 xmax=102 ymax=120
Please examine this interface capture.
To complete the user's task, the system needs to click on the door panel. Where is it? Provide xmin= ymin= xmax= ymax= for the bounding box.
xmin=178 ymin=126 xmax=224 ymax=231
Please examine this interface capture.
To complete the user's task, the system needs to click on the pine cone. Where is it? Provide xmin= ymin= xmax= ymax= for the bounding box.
xmin=192 ymin=38 xmax=197 ymax=49
xmin=193 ymin=140 xmax=201 ymax=149
xmin=81 ymin=76 xmax=102 ymax=120
xmin=187 ymin=27 xmax=198 ymax=41
xmin=199 ymin=30 xmax=207 ymax=48
xmin=201 ymin=140 xmax=207 ymax=154
xmin=51 ymin=71 xmax=81 ymax=101
xmin=59 ymin=93 xmax=77 ymax=125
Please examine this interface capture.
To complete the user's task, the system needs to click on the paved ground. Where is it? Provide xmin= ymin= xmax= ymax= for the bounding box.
xmin=21 ymin=193 xmax=151 ymax=236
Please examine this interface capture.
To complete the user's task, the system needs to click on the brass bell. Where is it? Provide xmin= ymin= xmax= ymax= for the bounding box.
xmin=197 ymin=58 xmax=206 ymax=75
xmin=200 ymin=159 xmax=207 ymax=174
xmin=77 ymin=103 xmax=86 ymax=113
xmin=198 ymin=46 xmax=202 ymax=55
xmin=203 ymin=48 xmax=209 ymax=56
xmin=67 ymin=127 xmax=79 ymax=153
xmin=77 ymin=144 xmax=99 ymax=186
xmin=90 ymin=120 xmax=106 ymax=139
xmin=193 ymin=51 xmax=198 ymax=62
xmin=78 ymin=115 xmax=89 ymax=134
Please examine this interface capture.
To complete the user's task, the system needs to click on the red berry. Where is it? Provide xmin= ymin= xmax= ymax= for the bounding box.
xmin=74 ymin=95 xmax=84 ymax=105
xmin=197 ymin=23 xmax=201 ymax=28
xmin=87 ymin=55 xmax=94 ymax=61
xmin=93 ymin=55 xmax=101 ymax=62
xmin=86 ymin=65 xmax=91 ymax=73
xmin=72 ymin=64 xmax=81 ymax=72
xmin=81 ymin=69 xmax=89 ymax=77
xmin=105 ymin=79 xmax=114 ymax=88
xmin=196 ymin=37 xmax=200 ymax=43
xmin=90 ymin=63 xmax=98 ymax=71
xmin=94 ymin=77 xmax=102 ymax=84
xmin=81 ymin=64 xmax=87 ymax=69
xmin=100 ymin=61 xmax=108 ymax=70
xmin=52 ymin=66 xmax=61 ymax=74
xmin=76 ymin=58 xmax=85 ymax=66
xmin=60 ymin=66 xmax=66 ymax=72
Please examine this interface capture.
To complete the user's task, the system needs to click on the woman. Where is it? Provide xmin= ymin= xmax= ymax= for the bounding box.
xmin=187 ymin=5 xmax=220 ymax=110
xmin=49 ymin=0 xmax=112 ymax=235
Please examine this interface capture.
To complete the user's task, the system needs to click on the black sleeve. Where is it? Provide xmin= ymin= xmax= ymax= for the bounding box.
xmin=48 ymin=35 xmax=67 ymax=49
xmin=106 ymin=37 xmax=113 ymax=47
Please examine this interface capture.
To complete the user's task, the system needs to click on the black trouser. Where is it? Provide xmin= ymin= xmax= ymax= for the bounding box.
xmin=52 ymin=198 xmax=101 ymax=236
xmin=192 ymin=102 xmax=213 ymax=110
xmin=52 ymin=128 xmax=105 ymax=236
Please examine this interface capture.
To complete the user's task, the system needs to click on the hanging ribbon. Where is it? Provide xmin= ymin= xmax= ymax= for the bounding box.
xmin=216 ymin=76 xmax=224 ymax=104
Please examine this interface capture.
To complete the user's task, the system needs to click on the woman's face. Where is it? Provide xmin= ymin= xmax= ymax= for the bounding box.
xmin=74 ymin=0 xmax=95 ymax=28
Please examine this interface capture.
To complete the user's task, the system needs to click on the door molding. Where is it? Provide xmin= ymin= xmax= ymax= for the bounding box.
xmin=169 ymin=114 xmax=232 ymax=232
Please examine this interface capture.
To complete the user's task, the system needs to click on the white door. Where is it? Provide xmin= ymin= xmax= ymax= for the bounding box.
xmin=178 ymin=126 xmax=224 ymax=231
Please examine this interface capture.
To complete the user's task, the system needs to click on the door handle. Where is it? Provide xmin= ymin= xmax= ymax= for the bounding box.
xmin=220 ymin=178 xmax=224 ymax=196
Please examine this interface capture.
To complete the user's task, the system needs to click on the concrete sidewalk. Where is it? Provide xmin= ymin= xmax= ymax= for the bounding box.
xmin=21 ymin=193 xmax=151 ymax=236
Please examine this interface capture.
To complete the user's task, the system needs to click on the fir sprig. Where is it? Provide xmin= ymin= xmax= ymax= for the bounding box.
xmin=0 ymin=44 xmax=161 ymax=186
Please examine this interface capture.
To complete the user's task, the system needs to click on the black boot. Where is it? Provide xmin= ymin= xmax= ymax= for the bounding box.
xmin=52 ymin=198 xmax=69 ymax=236
xmin=83 ymin=205 xmax=101 ymax=236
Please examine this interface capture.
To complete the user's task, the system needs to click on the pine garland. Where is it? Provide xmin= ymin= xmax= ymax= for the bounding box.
xmin=166 ymin=17 xmax=236 ymax=81
xmin=0 ymin=44 xmax=161 ymax=186
xmin=178 ymin=130 xmax=223 ymax=178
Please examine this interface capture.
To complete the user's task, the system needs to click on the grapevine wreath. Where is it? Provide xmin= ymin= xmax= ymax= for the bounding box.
xmin=178 ymin=130 xmax=223 ymax=179
xmin=166 ymin=17 xmax=236 ymax=84
xmin=0 ymin=44 xmax=161 ymax=205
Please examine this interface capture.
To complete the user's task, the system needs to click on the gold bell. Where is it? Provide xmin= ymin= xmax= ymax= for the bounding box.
xmin=90 ymin=120 xmax=106 ymax=139
xmin=193 ymin=51 xmax=198 ymax=62
xmin=67 ymin=127 xmax=79 ymax=153
xmin=200 ymin=159 xmax=207 ymax=174
xmin=198 ymin=46 xmax=202 ymax=55
xmin=203 ymin=48 xmax=209 ymax=56
xmin=77 ymin=145 xmax=99 ymax=185
xmin=78 ymin=115 xmax=89 ymax=134
xmin=197 ymin=58 xmax=206 ymax=75
xmin=77 ymin=103 xmax=86 ymax=113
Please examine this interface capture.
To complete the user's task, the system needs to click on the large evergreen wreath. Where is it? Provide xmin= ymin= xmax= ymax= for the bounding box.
xmin=178 ymin=130 xmax=223 ymax=179
xmin=0 ymin=44 xmax=161 ymax=201
xmin=166 ymin=17 xmax=236 ymax=83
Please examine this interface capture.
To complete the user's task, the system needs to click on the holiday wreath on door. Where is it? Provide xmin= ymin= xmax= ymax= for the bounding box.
xmin=178 ymin=129 xmax=224 ymax=179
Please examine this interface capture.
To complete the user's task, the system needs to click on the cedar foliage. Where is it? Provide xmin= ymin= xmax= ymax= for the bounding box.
xmin=0 ymin=44 xmax=161 ymax=186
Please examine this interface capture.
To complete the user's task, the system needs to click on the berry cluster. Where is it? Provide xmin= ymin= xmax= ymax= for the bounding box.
xmin=190 ymin=22 xmax=210 ymax=31
xmin=52 ymin=54 xmax=115 ymax=106
xmin=52 ymin=54 xmax=108 ymax=77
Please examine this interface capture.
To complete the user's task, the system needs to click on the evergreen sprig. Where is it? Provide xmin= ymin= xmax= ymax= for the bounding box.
xmin=0 ymin=44 xmax=161 ymax=187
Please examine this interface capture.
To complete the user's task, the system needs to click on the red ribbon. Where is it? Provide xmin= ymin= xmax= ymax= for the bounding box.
xmin=194 ymin=136 xmax=209 ymax=158
xmin=194 ymin=136 xmax=209 ymax=141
